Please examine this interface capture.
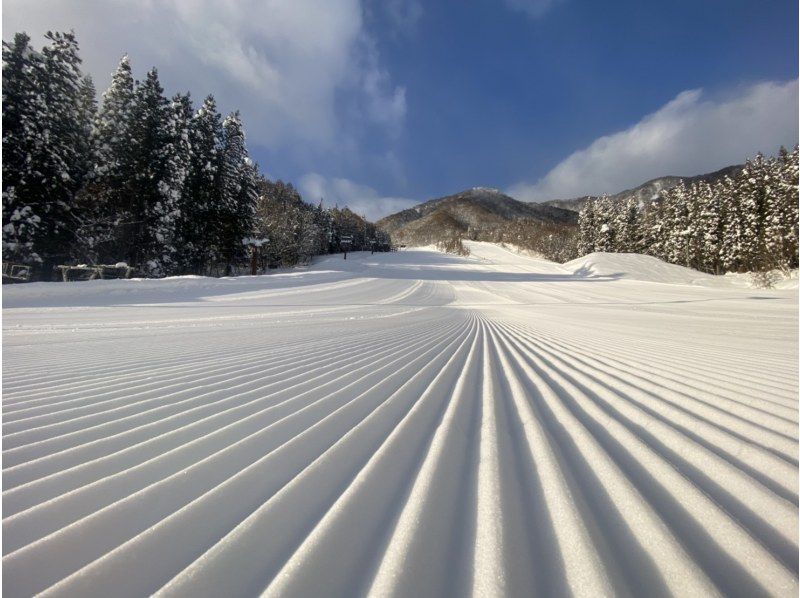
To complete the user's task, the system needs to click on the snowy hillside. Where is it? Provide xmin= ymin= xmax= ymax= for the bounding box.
xmin=3 ymin=244 xmax=798 ymax=597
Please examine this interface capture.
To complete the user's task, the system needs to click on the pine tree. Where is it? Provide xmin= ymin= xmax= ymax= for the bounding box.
xmin=69 ymin=75 xmax=102 ymax=262
xmin=88 ymin=54 xmax=137 ymax=262
xmin=163 ymin=92 xmax=193 ymax=273
xmin=593 ymin=195 xmax=615 ymax=252
xmin=126 ymin=68 xmax=183 ymax=276
xmin=182 ymin=95 xmax=223 ymax=273
xmin=38 ymin=32 xmax=87 ymax=268
xmin=639 ymin=200 xmax=661 ymax=258
xmin=659 ymin=181 xmax=691 ymax=266
xmin=2 ymin=32 xmax=45 ymax=263
xmin=692 ymin=180 xmax=722 ymax=273
xmin=2 ymin=31 xmax=86 ymax=276
xmin=218 ymin=111 xmax=257 ymax=274
xmin=613 ymin=196 xmax=640 ymax=253
xmin=719 ymin=176 xmax=745 ymax=272
xmin=298 ymin=208 xmax=322 ymax=258
xmin=75 ymin=75 xmax=96 ymax=179
xmin=577 ymin=198 xmax=597 ymax=255
xmin=92 ymin=55 xmax=135 ymax=180
xmin=682 ymin=182 xmax=706 ymax=270
xmin=764 ymin=146 xmax=799 ymax=271
xmin=735 ymin=153 xmax=772 ymax=271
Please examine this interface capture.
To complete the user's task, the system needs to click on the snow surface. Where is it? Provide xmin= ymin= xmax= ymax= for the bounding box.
xmin=567 ymin=251 xmax=800 ymax=290
xmin=566 ymin=252 xmax=724 ymax=286
xmin=3 ymin=242 xmax=798 ymax=597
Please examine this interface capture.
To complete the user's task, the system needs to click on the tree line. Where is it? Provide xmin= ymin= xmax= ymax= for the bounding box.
xmin=578 ymin=147 xmax=799 ymax=273
xmin=3 ymin=31 xmax=385 ymax=280
xmin=254 ymin=179 xmax=388 ymax=269
xmin=486 ymin=220 xmax=579 ymax=263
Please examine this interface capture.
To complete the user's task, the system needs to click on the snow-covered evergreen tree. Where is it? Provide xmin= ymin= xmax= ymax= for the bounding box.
xmin=182 ymin=95 xmax=223 ymax=273
xmin=577 ymin=198 xmax=596 ymax=254
xmin=764 ymin=146 xmax=799 ymax=271
xmin=660 ymin=181 xmax=690 ymax=266
xmin=682 ymin=182 xmax=706 ymax=270
xmin=2 ymin=31 xmax=87 ymax=276
xmin=125 ymin=68 xmax=185 ymax=276
xmin=2 ymin=32 xmax=45 ymax=264
xmin=218 ymin=111 xmax=257 ymax=274
xmin=92 ymin=56 xmax=135 ymax=181
xmin=87 ymin=54 xmax=137 ymax=262
xmin=593 ymin=195 xmax=615 ymax=252
xmin=719 ymin=175 xmax=745 ymax=272
xmin=69 ymin=75 xmax=102 ymax=262
xmin=613 ymin=196 xmax=640 ymax=253
xmin=732 ymin=153 xmax=772 ymax=271
xmin=694 ymin=180 xmax=723 ymax=273
xmin=76 ymin=75 xmax=96 ymax=180
xmin=38 ymin=31 xmax=88 ymax=265
xmin=154 ymin=92 xmax=193 ymax=275
xmin=297 ymin=208 xmax=322 ymax=258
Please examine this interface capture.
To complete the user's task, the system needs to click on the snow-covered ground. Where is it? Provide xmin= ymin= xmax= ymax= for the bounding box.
xmin=3 ymin=241 xmax=798 ymax=597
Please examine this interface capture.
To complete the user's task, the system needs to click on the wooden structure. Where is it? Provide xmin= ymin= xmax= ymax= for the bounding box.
xmin=57 ymin=264 xmax=135 ymax=282
xmin=2 ymin=263 xmax=32 ymax=284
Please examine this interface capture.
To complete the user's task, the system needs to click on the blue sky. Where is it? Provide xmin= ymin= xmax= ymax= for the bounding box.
xmin=4 ymin=0 xmax=799 ymax=218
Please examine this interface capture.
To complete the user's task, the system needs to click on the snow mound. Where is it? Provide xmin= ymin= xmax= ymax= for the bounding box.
xmin=775 ymin=273 xmax=799 ymax=290
xmin=565 ymin=252 xmax=721 ymax=286
xmin=725 ymin=269 xmax=799 ymax=290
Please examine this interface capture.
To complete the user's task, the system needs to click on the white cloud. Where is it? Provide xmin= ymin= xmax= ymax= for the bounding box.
xmin=503 ymin=0 xmax=565 ymax=19
xmin=2 ymin=0 xmax=406 ymax=151
xmin=299 ymin=173 xmax=417 ymax=220
xmin=508 ymin=79 xmax=800 ymax=201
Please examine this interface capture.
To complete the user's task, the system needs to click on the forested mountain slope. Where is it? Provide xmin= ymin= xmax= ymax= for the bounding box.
xmin=377 ymin=187 xmax=576 ymax=245
xmin=541 ymin=165 xmax=743 ymax=212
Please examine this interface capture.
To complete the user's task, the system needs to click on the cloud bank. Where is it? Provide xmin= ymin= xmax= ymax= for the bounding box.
xmin=299 ymin=173 xmax=417 ymax=221
xmin=509 ymin=79 xmax=799 ymax=201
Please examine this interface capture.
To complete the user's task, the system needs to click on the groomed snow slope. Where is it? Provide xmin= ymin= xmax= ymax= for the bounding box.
xmin=3 ymin=242 xmax=798 ymax=597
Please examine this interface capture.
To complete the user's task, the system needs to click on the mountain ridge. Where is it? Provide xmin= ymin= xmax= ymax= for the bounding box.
xmin=376 ymin=164 xmax=744 ymax=245
xmin=376 ymin=187 xmax=577 ymax=245
xmin=539 ymin=164 xmax=743 ymax=212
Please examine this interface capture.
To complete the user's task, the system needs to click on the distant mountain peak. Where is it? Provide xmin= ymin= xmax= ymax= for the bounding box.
xmin=377 ymin=187 xmax=576 ymax=245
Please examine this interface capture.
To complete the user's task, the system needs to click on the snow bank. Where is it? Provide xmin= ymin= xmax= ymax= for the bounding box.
xmin=724 ymin=269 xmax=799 ymax=290
xmin=774 ymin=272 xmax=799 ymax=290
xmin=566 ymin=252 xmax=725 ymax=286
xmin=566 ymin=251 xmax=800 ymax=290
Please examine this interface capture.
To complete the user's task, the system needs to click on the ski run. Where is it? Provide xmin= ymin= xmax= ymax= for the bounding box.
xmin=2 ymin=241 xmax=798 ymax=597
